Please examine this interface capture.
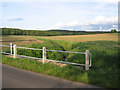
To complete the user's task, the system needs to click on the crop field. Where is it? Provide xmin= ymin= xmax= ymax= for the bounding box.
xmin=1 ymin=33 xmax=118 ymax=45
xmin=1 ymin=35 xmax=43 ymax=46
xmin=38 ymin=33 xmax=118 ymax=42
xmin=1 ymin=33 xmax=119 ymax=88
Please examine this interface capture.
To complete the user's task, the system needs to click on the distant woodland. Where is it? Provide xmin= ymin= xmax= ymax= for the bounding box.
xmin=1 ymin=28 xmax=117 ymax=36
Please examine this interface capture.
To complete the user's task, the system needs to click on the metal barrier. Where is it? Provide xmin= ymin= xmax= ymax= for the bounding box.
xmin=1 ymin=43 xmax=92 ymax=70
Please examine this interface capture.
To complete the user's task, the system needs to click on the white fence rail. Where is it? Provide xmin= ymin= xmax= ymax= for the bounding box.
xmin=1 ymin=43 xmax=92 ymax=70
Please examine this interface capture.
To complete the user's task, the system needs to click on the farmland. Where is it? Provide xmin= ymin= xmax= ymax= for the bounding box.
xmin=1 ymin=35 xmax=43 ymax=46
xmin=37 ymin=33 xmax=118 ymax=42
xmin=1 ymin=33 xmax=119 ymax=88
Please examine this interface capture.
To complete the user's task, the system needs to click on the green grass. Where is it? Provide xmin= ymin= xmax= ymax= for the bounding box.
xmin=2 ymin=37 xmax=119 ymax=88
xmin=110 ymin=33 xmax=120 ymax=35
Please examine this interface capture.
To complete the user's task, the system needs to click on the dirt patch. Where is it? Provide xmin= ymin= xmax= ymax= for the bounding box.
xmin=5 ymin=55 xmax=14 ymax=58
xmin=5 ymin=55 xmax=67 ymax=67
xmin=2 ymin=35 xmax=44 ymax=46
xmin=37 ymin=59 xmax=67 ymax=67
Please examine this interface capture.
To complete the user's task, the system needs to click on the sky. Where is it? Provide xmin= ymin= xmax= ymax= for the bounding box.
xmin=0 ymin=0 xmax=119 ymax=31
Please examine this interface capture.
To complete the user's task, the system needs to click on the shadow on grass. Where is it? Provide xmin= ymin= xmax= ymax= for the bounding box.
xmin=87 ymin=49 xmax=119 ymax=88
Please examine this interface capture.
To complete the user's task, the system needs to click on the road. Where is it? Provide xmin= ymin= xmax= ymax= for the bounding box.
xmin=2 ymin=64 xmax=99 ymax=88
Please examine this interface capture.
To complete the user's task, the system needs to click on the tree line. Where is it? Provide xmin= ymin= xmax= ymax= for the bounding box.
xmin=1 ymin=28 xmax=117 ymax=36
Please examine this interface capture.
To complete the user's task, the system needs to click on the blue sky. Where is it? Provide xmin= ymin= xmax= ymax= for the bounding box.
xmin=0 ymin=0 xmax=118 ymax=31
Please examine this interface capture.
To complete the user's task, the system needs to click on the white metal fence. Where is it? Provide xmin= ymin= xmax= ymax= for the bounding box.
xmin=0 ymin=43 xmax=92 ymax=70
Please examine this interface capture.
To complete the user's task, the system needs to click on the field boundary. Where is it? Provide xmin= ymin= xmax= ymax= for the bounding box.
xmin=1 ymin=43 xmax=92 ymax=70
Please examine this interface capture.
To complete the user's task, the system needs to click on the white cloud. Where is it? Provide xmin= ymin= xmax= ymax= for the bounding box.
xmin=112 ymin=25 xmax=117 ymax=28
xmin=90 ymin=15 xmax=118 ymax=24
xmin=66 ymin=20 xmax=79 ymax=26
xmin=49 ymin=15 xmax=118 ymax=31
xmin=49 ymin=20 xmax=79 ymax=29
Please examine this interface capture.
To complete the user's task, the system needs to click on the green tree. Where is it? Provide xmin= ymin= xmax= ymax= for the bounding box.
xmin=111 ymin=29 xmax=117 ymax=33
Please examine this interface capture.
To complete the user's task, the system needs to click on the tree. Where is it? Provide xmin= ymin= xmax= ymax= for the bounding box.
xmin=111 ymin=29 xmax=117 ymax=33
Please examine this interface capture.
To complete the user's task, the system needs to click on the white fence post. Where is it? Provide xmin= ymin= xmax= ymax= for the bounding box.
xmin=42 ymin=47 xmax=46 ymax=64
xmin=85 ymin=50 xmax=89 ymax=70
xmin=10 ymin=43 xmax=12 ymax=55
xmin=13 ymin=45 xmax=17 ymax=59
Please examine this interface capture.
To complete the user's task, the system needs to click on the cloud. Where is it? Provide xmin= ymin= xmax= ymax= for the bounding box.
xmin=49 ymin=15 xmax=118 ymax=31
xmin=91 ymin=15 xmax=118 ymax=25
xmin=48 ymin=20 xmax=79 ymax=30
xmin=8 ymin=18 xmax=23 ymax=21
